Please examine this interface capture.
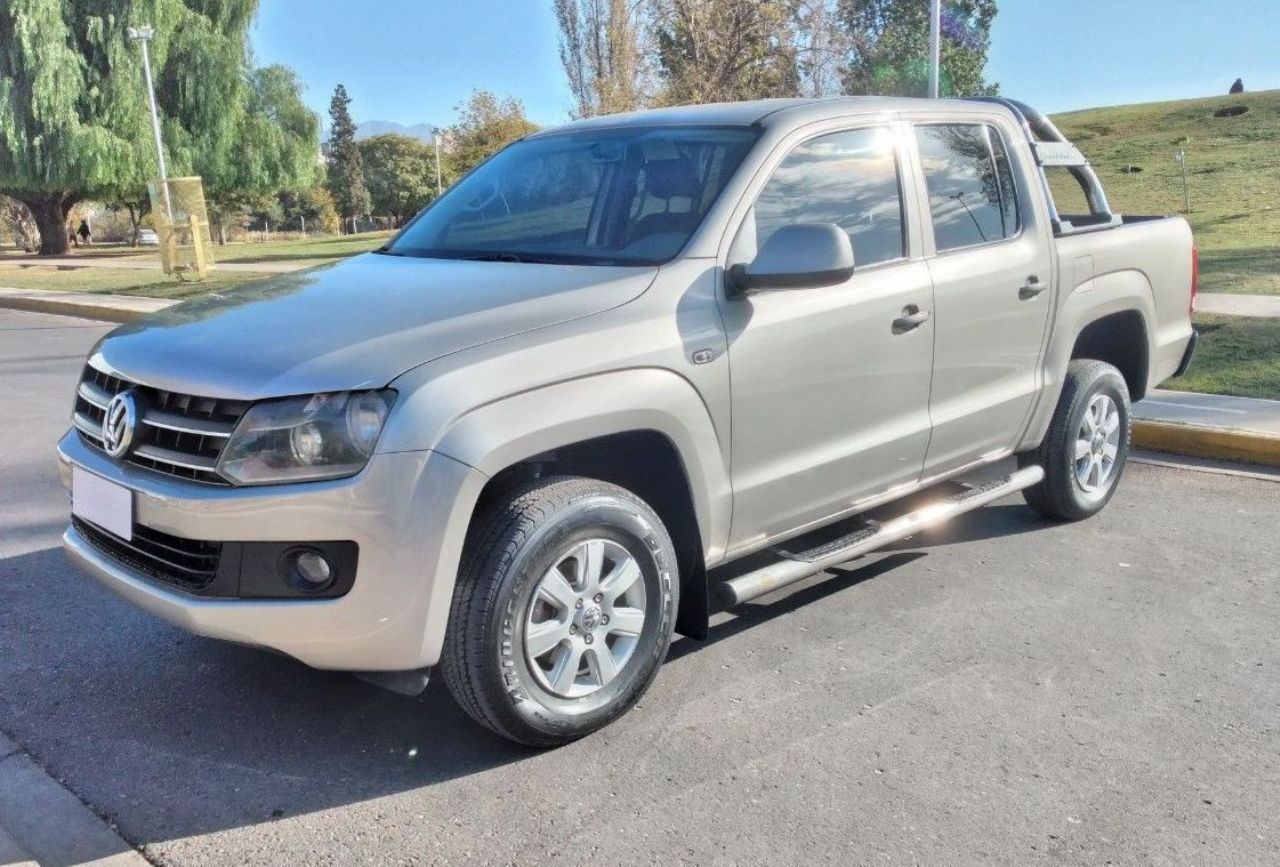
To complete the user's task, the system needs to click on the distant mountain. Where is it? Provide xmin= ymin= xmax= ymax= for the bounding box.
xmin=355 ymin=120 xmax=436 ymax=143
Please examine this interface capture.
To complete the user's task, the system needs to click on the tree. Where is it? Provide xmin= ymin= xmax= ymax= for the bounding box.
xmin=1 ymin=1 xmax=317 ymax=254
xmin=278 ymin=185 xmax=339 ymax=234
xmin=358 ymin=134 xmax=438 ymax=226
xmin=652 ymin=0 xmax=801 ymax=105
xmin=0 ymin=195 xmax=38 ymax=251
xmin=446 ymin=90 xmax=539 ymax=178
xmin=554 ymin=0 xmax=651 ymax=118
xmin=837 ymin=0 xmax=998 ymax=97
xmin=202 ymin=64 xmax=321 ymax=243
xmin=325 ymin=84 xmax=370 ymax=231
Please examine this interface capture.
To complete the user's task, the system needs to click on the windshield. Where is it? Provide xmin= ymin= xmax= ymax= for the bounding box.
xmin=386 ymin=126 xmax=759 ymax=266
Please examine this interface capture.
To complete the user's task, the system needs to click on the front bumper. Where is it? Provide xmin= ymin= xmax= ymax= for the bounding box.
xmin=58 ymin=431 xmax=487 ymax=671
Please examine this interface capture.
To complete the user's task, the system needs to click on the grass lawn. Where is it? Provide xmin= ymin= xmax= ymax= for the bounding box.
xmin=1161 ymin=313 xmax=1280 ymax=401
xmin=0 ymin=264 xmax=270 ymax=299
xmin=211 ymin=231 xmax=391 ymax=266
xmin=1052 ymin=90 xmax=1280 ymax=294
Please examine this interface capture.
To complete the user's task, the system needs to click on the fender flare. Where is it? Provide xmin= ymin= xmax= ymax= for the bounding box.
xmin=415 ymin=368 xmax=732 ymax=664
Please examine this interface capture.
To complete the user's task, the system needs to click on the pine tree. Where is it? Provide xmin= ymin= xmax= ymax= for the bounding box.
xmin=325 ymin=84 xmax=370 ymax=231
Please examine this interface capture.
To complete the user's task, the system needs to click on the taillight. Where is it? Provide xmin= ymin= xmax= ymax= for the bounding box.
xmin=1190 ymin=245 xmax=1199 ymax=314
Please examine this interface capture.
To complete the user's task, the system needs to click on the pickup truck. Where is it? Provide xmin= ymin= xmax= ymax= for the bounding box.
xmin=59 ymin=97 xmax=1197 ymax=746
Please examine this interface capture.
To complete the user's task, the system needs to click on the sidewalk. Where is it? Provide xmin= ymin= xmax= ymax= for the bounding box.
xmin=0 ymin=731 xmax=146 ymax=866
xmin=0 ymin=286 xmax=174 ymax=323
xmin=1134 ymin=388 xmax=1280 ymax=466
xmin=1196 ymin=292 xmax=1280 ymax=318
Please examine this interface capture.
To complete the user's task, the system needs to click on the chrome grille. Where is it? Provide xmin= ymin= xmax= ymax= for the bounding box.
xmin=73 ymin=365 xmax=249 ymax=485
xmin=72 ymin=516 xmax=223 ymax=591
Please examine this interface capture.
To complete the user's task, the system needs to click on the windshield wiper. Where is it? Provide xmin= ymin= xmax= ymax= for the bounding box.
xmin=457 ymin=252 xmax=540 ymax=263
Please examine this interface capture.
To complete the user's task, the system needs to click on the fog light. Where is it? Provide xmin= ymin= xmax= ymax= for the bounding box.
xmin=290 ymin=549 xmax=333 ymax=591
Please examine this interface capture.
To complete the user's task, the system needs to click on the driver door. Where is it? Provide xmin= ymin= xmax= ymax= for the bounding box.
xmin=718 ymin=124 xmax=936 ymax=551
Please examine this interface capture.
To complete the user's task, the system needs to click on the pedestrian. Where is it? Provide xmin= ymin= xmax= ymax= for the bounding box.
xmin=77 ymin=219 xmax=92 ymax=247
xmin=69 ymin=225 xmax=79 ymax=248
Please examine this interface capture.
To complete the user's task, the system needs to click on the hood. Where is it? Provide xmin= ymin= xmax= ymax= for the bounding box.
xmin=93 ymin=253 xmax=657 ymax=400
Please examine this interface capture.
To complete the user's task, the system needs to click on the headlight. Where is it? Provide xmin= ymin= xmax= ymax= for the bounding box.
xmin=217 ymin=390 xmax=395 ymax=485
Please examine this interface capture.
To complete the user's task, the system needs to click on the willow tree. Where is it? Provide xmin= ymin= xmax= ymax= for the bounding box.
xmin=0 ymin=0 xmax=311 ymax=255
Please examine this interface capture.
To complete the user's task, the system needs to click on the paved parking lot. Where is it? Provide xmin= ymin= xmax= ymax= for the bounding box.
xmin=2 ymin=307 xmax=1279 ymax=864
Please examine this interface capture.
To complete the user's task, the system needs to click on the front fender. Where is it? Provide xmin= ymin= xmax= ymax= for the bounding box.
xmin=433 ymin=368 xmax=731 ymax=563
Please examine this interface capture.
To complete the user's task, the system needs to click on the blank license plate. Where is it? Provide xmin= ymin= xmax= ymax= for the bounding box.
xmin=72 ymin=468 xmax=133 ymax=541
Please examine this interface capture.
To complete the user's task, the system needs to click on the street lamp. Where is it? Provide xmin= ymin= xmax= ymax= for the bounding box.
xmin=432 ymin=128 xmax=444 ymax=197
xmin=928 ymin=0 xmax=941 ymax=98
xmin=127 ymin=24 xmax=172 ymax=220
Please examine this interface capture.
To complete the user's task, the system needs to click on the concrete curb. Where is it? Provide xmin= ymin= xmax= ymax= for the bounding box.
xmin=0 ymin=288 xmax=174 ymax=323
xmin=1132 ymin=419 xmax=1280 ymax=468
xmin=0 ymin=731 xmax=147 ymax=866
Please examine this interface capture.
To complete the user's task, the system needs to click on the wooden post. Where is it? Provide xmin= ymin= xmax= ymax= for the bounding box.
xmin=189 ymin=214 xmax=209 ymax=280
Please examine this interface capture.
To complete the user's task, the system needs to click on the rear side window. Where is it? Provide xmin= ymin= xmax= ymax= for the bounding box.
xmin=915 ymin=124 xmax=1021 ymax=251
xmin=752 ymin=127 xmax=905 ymax=269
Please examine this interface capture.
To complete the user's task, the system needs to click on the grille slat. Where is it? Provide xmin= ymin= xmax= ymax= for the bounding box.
xmin=73 ymin=364 xmax=245 ymax=485
xmin=72 ymin=516 xmax=222 ymax=590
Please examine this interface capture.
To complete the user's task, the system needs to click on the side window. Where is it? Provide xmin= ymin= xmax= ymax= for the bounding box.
xmin=752 ymin=127 xmax=905 ymax=269
xmin=915 ymin=124 xmax=1020 ymax=251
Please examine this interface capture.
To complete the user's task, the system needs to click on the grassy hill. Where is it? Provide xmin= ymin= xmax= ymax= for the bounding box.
xmin=1051 ymin=90 xmax=1280 ymax=295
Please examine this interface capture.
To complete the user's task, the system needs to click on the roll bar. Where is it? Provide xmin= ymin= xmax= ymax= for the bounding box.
xmin=966 ymin=96 xmax=1121 ymax=236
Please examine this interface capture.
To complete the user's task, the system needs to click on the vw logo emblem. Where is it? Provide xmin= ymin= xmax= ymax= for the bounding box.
xmin=101 ymin=390 xmax=140 ymax=458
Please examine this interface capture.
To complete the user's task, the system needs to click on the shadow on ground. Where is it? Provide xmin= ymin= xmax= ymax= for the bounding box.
xmin=0 ymin=501 xmax=1049 ymax=847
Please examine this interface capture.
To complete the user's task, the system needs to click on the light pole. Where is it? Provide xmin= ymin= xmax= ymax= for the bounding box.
xmin=127 ymin=24 xmax=172 ymax=221
xmin=928 ymin=0 xmax=941 ymax=99
xmin=433 ymin=128 xmax=444 ymax=197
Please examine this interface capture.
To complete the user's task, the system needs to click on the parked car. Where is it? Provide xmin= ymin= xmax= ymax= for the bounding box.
xmin=136 ymin=228 xmax=159 ymax=246
xmin=59 ymin=97 xmax=1197 ymax=745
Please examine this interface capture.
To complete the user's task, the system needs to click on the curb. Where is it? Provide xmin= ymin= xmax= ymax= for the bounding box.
xmin=0 ymin=289 xmax=174 ymax=323
xmin=1132 ymin=419 xmax=1280 ymax=468
xmin=0 ymin=731 xmax=147 ymax=866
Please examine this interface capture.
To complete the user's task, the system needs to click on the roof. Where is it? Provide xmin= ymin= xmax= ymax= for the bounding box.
xmin=530 ymin=96 xmax=1015 ymax=138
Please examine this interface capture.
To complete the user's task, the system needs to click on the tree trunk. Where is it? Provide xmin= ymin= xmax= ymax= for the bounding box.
xmin=27 ymin=195 xmax=72 ymax=256
xmin=126 ymin=204 xmax=142 ymax=246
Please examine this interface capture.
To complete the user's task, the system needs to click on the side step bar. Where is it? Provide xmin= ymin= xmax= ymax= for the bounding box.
xmin=716 ymin=465 xmax=1045 ymax=607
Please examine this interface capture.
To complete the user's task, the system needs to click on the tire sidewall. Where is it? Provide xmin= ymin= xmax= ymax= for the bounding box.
xmin=485 ymin=492 xmax=678 ymax=740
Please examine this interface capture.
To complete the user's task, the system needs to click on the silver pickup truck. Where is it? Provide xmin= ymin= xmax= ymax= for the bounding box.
xmin=59 ymin=97 xmax=1197 ymax=745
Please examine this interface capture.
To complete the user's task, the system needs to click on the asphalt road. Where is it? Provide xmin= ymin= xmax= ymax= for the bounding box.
xmin=2 ymin=307 xmax=1279 ymax=865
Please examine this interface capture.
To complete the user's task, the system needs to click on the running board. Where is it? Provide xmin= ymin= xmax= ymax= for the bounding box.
xmin=716 ymin=465 xmax=1045 ymax=607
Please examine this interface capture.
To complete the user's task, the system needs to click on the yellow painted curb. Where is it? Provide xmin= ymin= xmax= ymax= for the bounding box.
xmin=1132 ymin=419 xmax=1280 ymax=468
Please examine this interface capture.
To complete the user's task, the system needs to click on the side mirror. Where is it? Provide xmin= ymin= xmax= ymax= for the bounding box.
xmin=728 ymin=223 xmax=855 ymax=295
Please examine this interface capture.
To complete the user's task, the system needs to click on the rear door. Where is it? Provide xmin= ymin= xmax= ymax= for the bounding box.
xmin=911 ymin=120 xmax=1054 ymax=475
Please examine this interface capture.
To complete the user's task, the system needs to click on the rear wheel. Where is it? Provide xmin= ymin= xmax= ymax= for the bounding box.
xmin=1021 ymin=359 xmax=1131 ymax=521
xmin=440 ymin=476 xmax=678 ymax=747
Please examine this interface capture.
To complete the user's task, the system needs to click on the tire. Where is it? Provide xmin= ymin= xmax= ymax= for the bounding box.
xmin=1020 ymin=359 xmax=1132 ymax=521
xmin=440 ymin=476 xmax=679 ymax=747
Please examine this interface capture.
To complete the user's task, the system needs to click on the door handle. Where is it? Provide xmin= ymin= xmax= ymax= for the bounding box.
xmin=1019 ymin=275 xmax=1046 ymax=299
xmin=892 ymin=305 xmax=931 ymax=334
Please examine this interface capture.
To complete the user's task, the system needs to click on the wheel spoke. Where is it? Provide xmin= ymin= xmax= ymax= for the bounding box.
xmin=579 ymin=539 xmax=606 ymax=590
xmin=525 ymin=617 xmax=571 ymax=658
xmin=1074 ymin=438 xmax=1092 ymax=460
xmin=536 ymin=568 xmax=578 ymax=611
xmin=608 ymin=606 xmax=645 ymax=637
xmin=601 ymin=557 xmax=641 ymax=603
xmin=1102 ymin=408 xmax=1120 ymax=436
xmin=1089 ymin=457 xmax=1102 ymax=488
xmin=587 ymin=644 xmax=619 ymax=685
xmin=549 ymin=642 xmax=584 ymax=694
xmin=1102 ymin=442 xmax=1118 ymax=461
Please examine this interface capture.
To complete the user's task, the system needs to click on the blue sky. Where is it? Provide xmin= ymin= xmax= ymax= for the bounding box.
xmin=252 ymin=0 xmax=1280 ymax=129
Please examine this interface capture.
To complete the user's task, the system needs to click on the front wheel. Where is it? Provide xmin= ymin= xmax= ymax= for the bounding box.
xmin=1021 ymin=359 xmax=1132 ymax=521
xmin=440 ymin=476 xmax=678 ymax=747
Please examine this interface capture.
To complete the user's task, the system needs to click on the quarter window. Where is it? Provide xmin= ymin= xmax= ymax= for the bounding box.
xmin=915 ymin=124 xmax=1021 ymax=251
xmin=751 ymin=127 xmax=906 ymax=269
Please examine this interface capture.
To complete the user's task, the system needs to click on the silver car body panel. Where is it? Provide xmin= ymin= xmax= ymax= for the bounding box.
xmin=59 ymin=96 xmax=1196 ymax=671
